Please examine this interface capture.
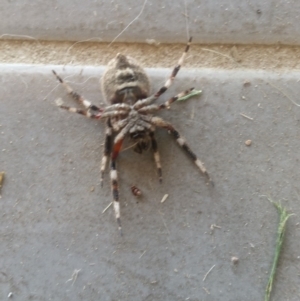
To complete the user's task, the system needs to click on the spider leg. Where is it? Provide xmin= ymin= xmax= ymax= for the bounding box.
xmin=98 ymin=111 xmax=130 ymax=119
xmin=150 ymin=116 xmax=213 ymax=185
xmin=55 ymin=101 xmax=100 ymax=118
xmin=110 ymin=138 xmax=124 ymax=235
xmin=107 ymin=120 xmax=134 ymax=235
xmin=114 ymin=120 xmax=134 ymax=142
xmin=112 ymin=117 xmax=129 ymax=132
xmin=101 ymin=117 xmax=130 ymax=185
xmin=57 ymin=102 xmax=129 ymax=120
xmin=103 ymin=103 xmax=131 ymax=112
xmin=133 ymin=37 xmax=192 ymax=110
xmin=149 ymin=131 xmax=162 ymax=183
xmin=100 ymin=119 xmax=113 ymax=186
xmin=52 ymin=70 xmax=102 ymax=112
xmin=137 ymin=87 xmax=196 ymax=114
xmin=162 ymin=87 xmax=197 ymax=108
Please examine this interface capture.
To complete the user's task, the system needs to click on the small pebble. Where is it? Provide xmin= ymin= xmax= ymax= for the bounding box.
xmin=231 ymin=256 xmax=239 ymax=264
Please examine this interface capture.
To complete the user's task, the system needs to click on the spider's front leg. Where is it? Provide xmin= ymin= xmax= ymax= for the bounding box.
xmin=55 ymin=99 xmax=101 ymax=118
xmin=150 ymin=117 xmax=213 ymax=185
xmin=137 ymin=88 xmax=199 ymax=114
xmin=52 ymin=70 xmax=103 ymax=114
xmin=133 ymin=37 xmax=193 ymax=110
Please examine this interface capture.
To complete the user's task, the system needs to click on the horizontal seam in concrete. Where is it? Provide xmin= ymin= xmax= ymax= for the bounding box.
xmin=1 ymin=40 xmax=300 ymax=71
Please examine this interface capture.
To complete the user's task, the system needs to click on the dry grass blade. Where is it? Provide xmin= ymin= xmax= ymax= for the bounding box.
xmin=0 ymin=172 xmax=5 ymax=197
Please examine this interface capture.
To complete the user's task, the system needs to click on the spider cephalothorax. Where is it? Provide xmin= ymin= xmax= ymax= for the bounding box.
xmin=52 ymin=37 xmax=212 ymax=235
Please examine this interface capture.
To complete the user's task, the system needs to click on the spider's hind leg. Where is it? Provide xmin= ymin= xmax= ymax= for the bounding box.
xmin=133 ymin=37 xmax=193 ymax=110
xmin=137 ymin=87 xmax=198 ymax=114
xmin=150 ymin=117 xmax=213 ymax=185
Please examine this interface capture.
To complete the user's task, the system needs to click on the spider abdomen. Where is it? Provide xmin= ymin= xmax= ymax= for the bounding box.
xmin=101 ymin=54 xmax=150 ymax=105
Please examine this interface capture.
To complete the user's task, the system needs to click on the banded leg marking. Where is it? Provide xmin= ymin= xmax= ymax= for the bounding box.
xmin=159 ymin=36 xmax=192 ymax=96
xmin=101 ymin=119 xmax=113 ymax=186
xmin=149 ymin=132 xmax=162 ymax=183
xmin=163 ymin=87 xmax=195 ymax=108
xmin=56 ymin=102 xmax=100 ymax=118
xmin=137 ymin=87 xmax=196 ymax=114
xmin=52 ymin=70 xmax=102 ymax=112
xmin=110 ymin=139 xmax=124 ymax=235
xmin=133 ymin=37 xmax=193 ymax=110
xmin=103 ymin=103 xmax=131 ymax=112
xmin=150 ymin=117 xmax=213 ymax=185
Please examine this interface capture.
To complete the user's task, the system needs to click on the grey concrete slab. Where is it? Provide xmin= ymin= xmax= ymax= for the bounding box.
xmin=1 ymin=0 xmax=300 ymax=45
xmin=1 ymin=64 xmax=300 ymax=300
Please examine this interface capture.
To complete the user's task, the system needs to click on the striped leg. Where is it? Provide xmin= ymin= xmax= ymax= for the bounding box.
xmin=137 ymin=87 xmax=196 ymax=114
xmin=149 ymin=132 xmax=162 ymax=183
xmin=150 ymin=117 xmax=213 ymax=185
xmin=133 ymin=37 xmax=193 ymax=110
xmin=56 ymin=99 xmax=130 ymax=120
xmin=103 ymin=103 xmax=131 ymax=112
xmin=100 ymin=119 xmax=113 ymax=186
xmin=52 ymin=70 xmax=102 ymax=112
xmin=110 ymin=138 xmax=124 ymax=235
xmin=55 ymin=100 xmax=101 ymax=118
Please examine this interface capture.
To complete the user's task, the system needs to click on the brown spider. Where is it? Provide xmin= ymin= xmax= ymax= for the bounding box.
xmin=52 ymin=37 xmax=212 ymax=235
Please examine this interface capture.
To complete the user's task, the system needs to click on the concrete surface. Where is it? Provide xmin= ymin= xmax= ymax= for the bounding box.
xmin=1 ymin=64 xmax=300 ymax=300
xmin=1 ymin=0 xmax=300 ymax=45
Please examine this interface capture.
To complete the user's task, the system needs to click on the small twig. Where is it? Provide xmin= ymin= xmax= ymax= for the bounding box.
xmin=121 ymin=142 xmax=138 ymax=152
xmin=66 ymin=269 xmax=81 ymax=286
xmin=210 ymin=224 xmax=221 ymax=230
xmin=139 ymin=250 xmax=146 ymax=259
xmin=102 ymin=202 xmax=112 ymax=214
xmin=160 ymin=194 xmax=169 ymax=203
xmin=202 ymin=287 xmax=210 ymax=295
xmin=239 ymin=113 xmax=254 ymax=121
xmin=0 ymin=171 xmax=5 ymax=198
xmin=210 ymin=224 xmax=221 ymax=234
xmin=203 ymin=264 xmax=216 ymax=282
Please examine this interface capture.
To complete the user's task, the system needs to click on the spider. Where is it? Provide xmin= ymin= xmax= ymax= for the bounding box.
xmin=52 ymin=37 xmax=212 ymax=235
